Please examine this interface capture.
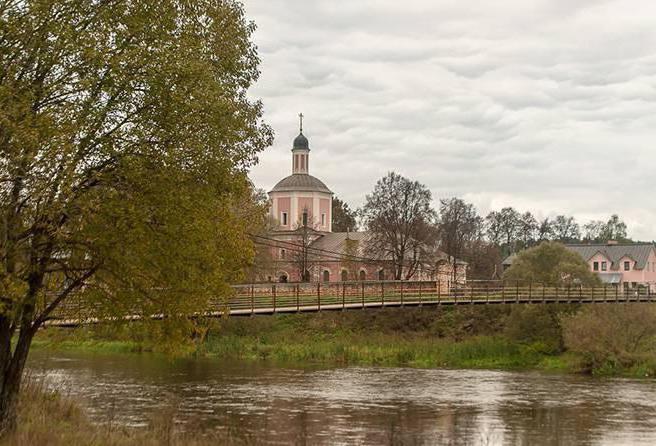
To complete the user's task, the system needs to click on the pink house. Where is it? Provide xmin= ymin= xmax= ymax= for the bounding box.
xmin=566 ymin=242 xmax=656 ymax=292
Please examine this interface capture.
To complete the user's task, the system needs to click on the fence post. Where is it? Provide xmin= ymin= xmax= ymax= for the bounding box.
xmin=486 ymin=284 xmax=490 ymax=304
xmin=342 ymin=282 xmax=346 ymax=310
xmin=436 ymin=280 xmax=440 ymax=306
xmin=542 ymin=282 xmax=546 ymax=304
xmin=470 ymin=282 xmax=474 ymax=304
xmin=616 ymin=284 xmax=619 ymax=303
xmin=419 ymin=281 xmax=422 ymax=301
xmin=528 ymin=282 xmax=532 ymax=303
xmin=251 ymin=285 xmax=255 ymax=315
xmin=400 ymin=281 xmax=404 ymax=306
xmin=272 ymin=285 xmax=276 ymax=313
xmin=516 ymin=280 xmax=520 ymax=304
xmin=604 ymin=285 xmax=607 ymax=303
xmin=381 ymin=281 xmax=385 ymax=306
xmin=579 ymin=285 xmax=583 ymax=303
xmin=317 ymin=282 xmax=321 ymax=311
xmin=296 ymin=284 xmax=300 ymax=312
xmin=502 ymin=282 xmax=505 ymax=302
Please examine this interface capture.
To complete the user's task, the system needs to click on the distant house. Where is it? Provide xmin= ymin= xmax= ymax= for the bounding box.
xmin=502 ymin=241 xmax=656 ymax=291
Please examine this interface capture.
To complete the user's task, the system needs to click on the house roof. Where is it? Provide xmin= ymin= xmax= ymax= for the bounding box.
xmin=309 ymin=231 xmax=466 ymax=265
xmin=565 ymin=243 xmax=655 ymax=270
xmin=502 ymin=243 xmax=656 ymax=270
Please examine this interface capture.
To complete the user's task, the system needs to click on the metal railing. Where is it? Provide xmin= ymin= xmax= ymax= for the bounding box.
xmin=46 ymin=280 xmax=656 ymax=326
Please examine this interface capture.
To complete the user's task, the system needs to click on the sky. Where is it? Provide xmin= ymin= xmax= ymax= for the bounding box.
xmin=244 ymin=0 xmax=656 ymax=241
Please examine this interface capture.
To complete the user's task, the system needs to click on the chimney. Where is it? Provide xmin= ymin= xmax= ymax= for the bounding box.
xmin=607 ymin=240 xmax=618 ymax=245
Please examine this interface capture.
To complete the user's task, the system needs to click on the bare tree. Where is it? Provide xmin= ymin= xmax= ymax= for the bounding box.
xmin=552 ymin=215 xmax=581 ymax=242
xmin=438 ymin=198 xmax=482 ymax=282
xmin=360 ymin=172 xmax=437 ymax=280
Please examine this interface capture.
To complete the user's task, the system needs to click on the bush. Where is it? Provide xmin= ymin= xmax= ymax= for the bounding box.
xmin=561 ymin=304 xmax=656 ymax=373
xmin=504 ymin=305 xmax=576 ymax=354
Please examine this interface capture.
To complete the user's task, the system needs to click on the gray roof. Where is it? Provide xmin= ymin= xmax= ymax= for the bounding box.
xmin=565 ymin=243 xmax=655 ymax=270
xmin=502 ymin=243 xmax=656 ymax=271
xmin=309 ymin=231 xmax=466 ymax=264
xmin=293 ymin=132 xmax=309 ymax=150
xmin=270 ymin=174 xmax=332 ymax=194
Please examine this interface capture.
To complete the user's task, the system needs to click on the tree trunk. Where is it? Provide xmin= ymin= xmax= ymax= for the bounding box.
xmin=0 ymin=325 xmax=34 ymax=437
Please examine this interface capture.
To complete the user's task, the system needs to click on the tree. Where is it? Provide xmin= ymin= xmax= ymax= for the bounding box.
xmin=0 ymin=0 xmax=272 ymax=433
xmin=485 ymin=207 xmax=521 ymax=254
xmin=438 ymin=198 xmax=482 ymax=282
xmin=582 ymin=215 xmax=629 ymax=243
xmin=517 ymin=211 xmax=539 ymax=249
xmin=360 ymin=172 xmax=437 ymax=280
xmin=503 ymin=242 xmax=601 ymax=286
xmin=331 ymin=196 xmax=358 ymax=232
xmin=551 ymin=215 xmax=581 ymax=243
xmin=537 ymin=218 xmax=554 ymax=241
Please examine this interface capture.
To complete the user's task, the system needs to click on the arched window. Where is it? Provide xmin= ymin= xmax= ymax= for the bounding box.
xmin=359 ymin=270 xmax=366 ymax=281
xmin=279 ymin=273 xmax=288 ymax=283
xmin=323 ymin=270 xmax=330 ymax=282
xmin=280 ymin=249 xmax=286 ymax=259
xmin=378 ymin=269 xmax=385 ymax=280
xmin=341 ymin=270 xmax=348 ymax=281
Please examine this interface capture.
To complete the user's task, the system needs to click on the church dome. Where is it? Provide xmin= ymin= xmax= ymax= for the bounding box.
xmin=270 ymin=174 xmax=332 ymax=194
xmin=293 ymin=132 xmax=309 ymax=150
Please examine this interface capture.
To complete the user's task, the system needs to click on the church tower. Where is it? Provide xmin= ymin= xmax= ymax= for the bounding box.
xmin=268 ymin=115 xmax=333 ymax=232
xmin=292 ymin=113 xmax=309 ymax=174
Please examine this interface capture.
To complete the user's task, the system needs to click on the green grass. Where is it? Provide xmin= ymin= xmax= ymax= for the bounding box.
xmin=30 ymin=308 xmax=656 ymax=378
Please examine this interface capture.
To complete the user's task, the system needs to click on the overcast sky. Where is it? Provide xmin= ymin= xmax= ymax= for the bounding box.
xmin=244 ymin=0 xmax=656 ymax=241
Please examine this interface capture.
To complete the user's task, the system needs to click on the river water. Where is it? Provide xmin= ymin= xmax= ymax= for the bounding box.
xmin=26 ymin=350 xmax=656 ymax=445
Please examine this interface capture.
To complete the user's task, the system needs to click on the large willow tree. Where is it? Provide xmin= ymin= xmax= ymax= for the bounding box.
xmin=0 ymin=0 xmax=272 ymax=432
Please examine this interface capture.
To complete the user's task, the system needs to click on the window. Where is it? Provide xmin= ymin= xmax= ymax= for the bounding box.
xmin=302 ymin=210 xmax=308 ymax=227
xmin=322 ymin=270 xmax=330 ymax=282
xmin=341 ymin=270 xmax=348 ymax=281
xmin=593 ymin=262 xmax=599 ymax=271
xmin=359 ymin=270 xmax=366 ymax=281
xmin=321 ymin=213 xmax=326 ymax=226
xmin=281 ymin=212 xmax=288 ymax=226
xmin=294 ymin=155 xmax=298 ymax=171
xmin=624 ymin=261 xmax=631 ymax=271
xmin=601 ymin=261 xmax=607 ymax=272
xmin=280 ymin=249 xmax=286 ymax=260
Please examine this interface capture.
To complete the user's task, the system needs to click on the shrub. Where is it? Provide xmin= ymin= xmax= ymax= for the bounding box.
xmin=561 ymin=304 xmax=656 ymax=373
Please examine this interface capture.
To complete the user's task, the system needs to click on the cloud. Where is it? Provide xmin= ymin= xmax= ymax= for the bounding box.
xmin=244 ymin=0 xmax=656 ymax=241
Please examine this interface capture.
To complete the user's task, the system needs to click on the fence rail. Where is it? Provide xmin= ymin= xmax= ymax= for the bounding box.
xmin=46 ymin=280 xmax=656 ymax=327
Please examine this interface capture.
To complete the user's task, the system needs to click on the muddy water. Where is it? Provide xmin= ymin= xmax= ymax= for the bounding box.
xmin=27 ymin=351 xmax=656 ymax=445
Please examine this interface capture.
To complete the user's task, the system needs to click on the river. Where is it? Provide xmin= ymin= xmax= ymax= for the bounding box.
xmin=27 ymin=350 xmax=656 ymax=445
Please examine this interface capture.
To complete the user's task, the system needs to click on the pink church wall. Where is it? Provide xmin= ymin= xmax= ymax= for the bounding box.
xmin=319 ymin=198 xmax=330 ymax=230
xmin=298 ymin=197 xmax=313 ymax=224
xmin=277 ymin=197 xmax=290 ymax=228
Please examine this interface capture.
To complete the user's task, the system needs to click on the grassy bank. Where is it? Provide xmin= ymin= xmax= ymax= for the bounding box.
xmin=2 ymin=379 xmax=240 ymax=445
xmin=34 ymin=307 xmax=572 ymax=372
xmin=32 ymin=305 xmax=656 ymax=377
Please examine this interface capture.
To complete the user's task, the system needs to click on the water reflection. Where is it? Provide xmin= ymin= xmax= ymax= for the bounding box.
xmin=27 ymin=351 xmax=656 ymax=445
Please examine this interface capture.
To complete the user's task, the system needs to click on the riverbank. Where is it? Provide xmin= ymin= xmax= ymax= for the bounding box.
xmin=32 ymin=305 xmax=656 ymax=378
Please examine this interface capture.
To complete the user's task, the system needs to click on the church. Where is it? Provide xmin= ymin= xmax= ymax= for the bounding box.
xmin=263 ymin=117 xmax=466 ymax=284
